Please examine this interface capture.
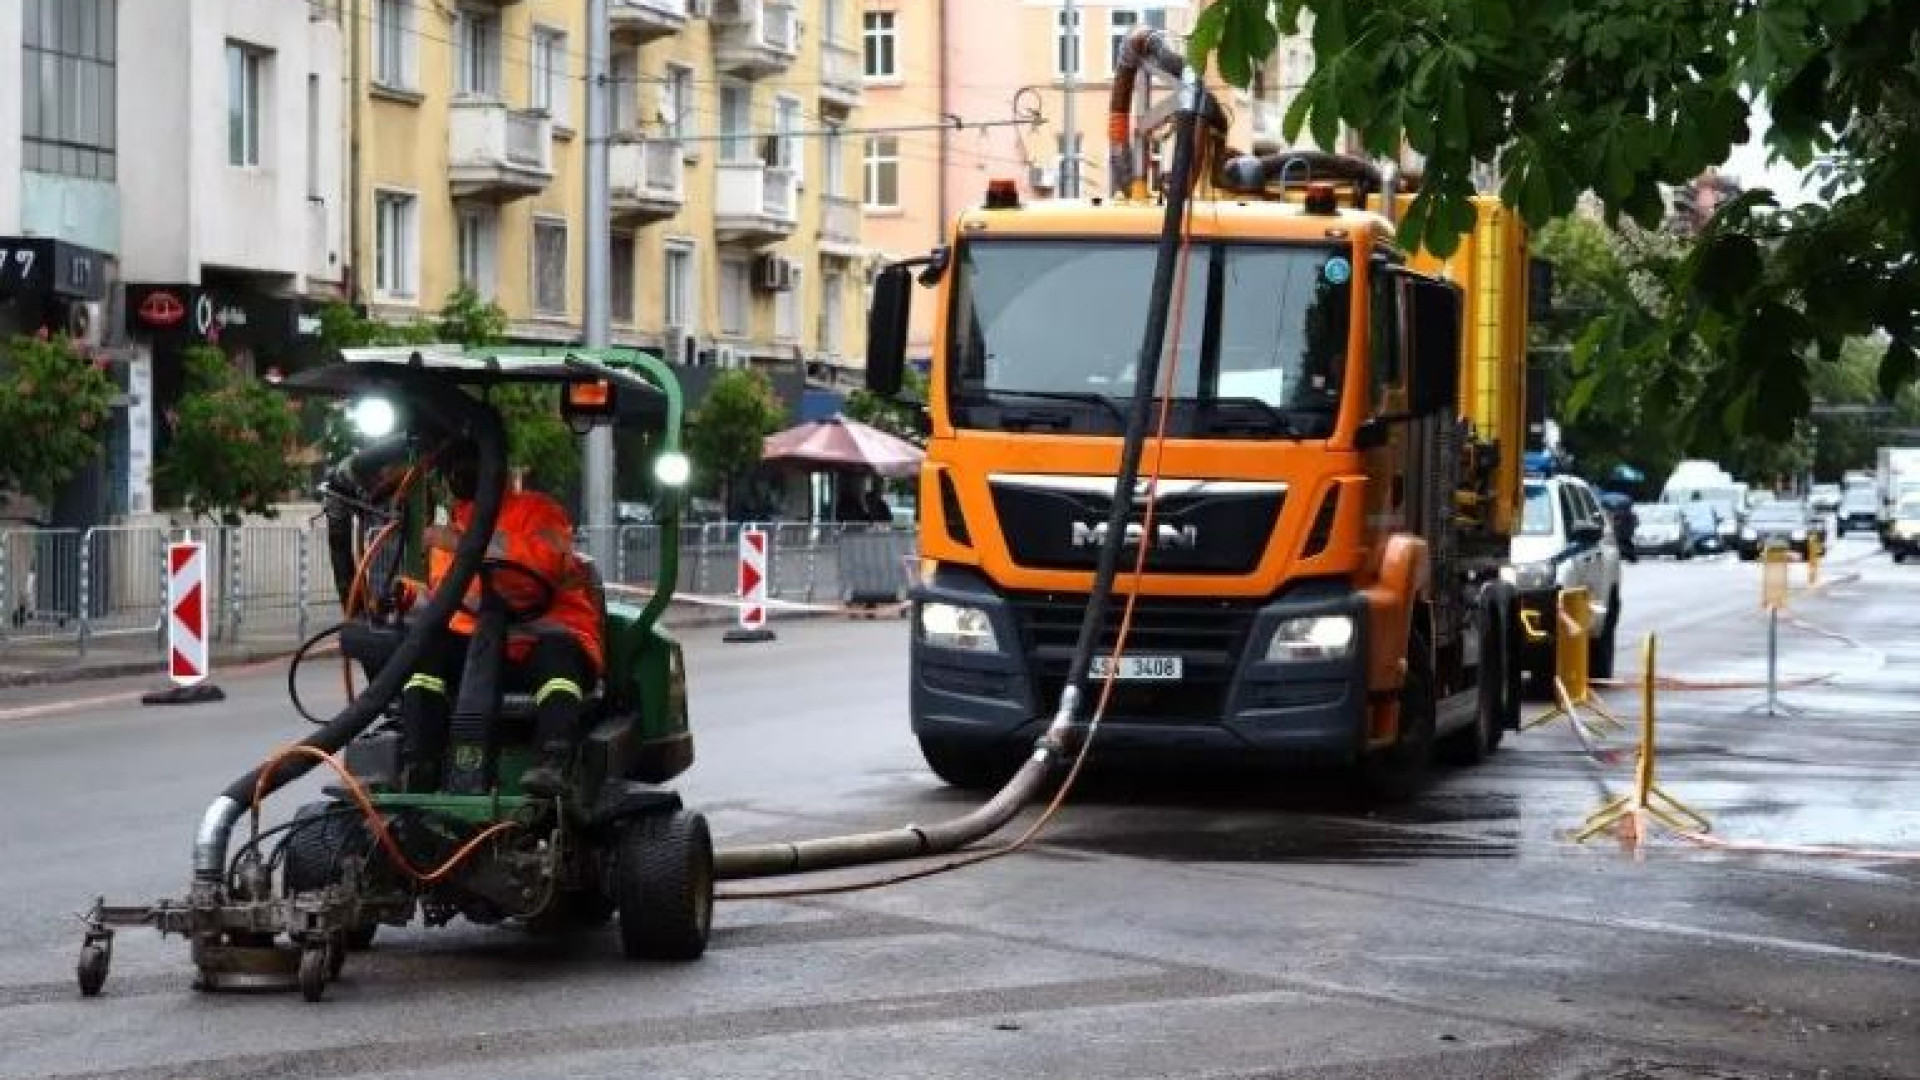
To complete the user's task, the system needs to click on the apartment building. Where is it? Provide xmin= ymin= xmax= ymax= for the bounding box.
xmin=0 ymin=0 xmax=343 ymax=523
xmin=859 ymin=0 xmax=1313 ymax=362
xmin=352 ymin=0 xmax=867 ymax=389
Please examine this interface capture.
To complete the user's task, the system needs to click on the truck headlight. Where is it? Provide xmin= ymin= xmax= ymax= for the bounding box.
xmin=1501 ymin=561 xmax=1557 ymax=591
xmin=919 ymin=602 xmax=999 ymax=652
xmin=1266 ymin=615 xmax=1355 ymax=661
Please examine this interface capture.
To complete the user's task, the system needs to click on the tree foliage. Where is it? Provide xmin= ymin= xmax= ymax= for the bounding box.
xmin=685 ymin=369 xmax=785 ymax=514
xmin=843 ymin=367 xmax=929 ymax=446
xmin=157 ymin=346 xmax=305 ymax=524
xmin=0 ymin=334 xmax=117 ymax=506
xmin=1191 ymin=0 xmax=1920 ymax=439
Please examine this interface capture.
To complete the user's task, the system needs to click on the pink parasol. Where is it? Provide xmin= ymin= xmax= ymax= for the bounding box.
xmin=761 ymin=415 xmax=924 ymax=477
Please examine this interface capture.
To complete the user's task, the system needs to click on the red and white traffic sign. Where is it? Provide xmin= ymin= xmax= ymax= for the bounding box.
xmin=167 ymin=542 xmax=209 ymax=686
xmin=736 ymin=527 xmax=769 ymax=634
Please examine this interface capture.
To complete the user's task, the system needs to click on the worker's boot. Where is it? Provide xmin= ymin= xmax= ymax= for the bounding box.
xmin=520 ymin=742 xmax=575 ymax=801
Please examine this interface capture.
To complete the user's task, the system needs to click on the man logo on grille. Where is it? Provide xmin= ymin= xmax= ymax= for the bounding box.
xmin=1070 ymin=521 xmax=1199 ymax=550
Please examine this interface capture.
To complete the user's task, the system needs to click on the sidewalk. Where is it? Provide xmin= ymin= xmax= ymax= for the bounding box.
xmin=0 ymin=599 xmax=848 ymax=690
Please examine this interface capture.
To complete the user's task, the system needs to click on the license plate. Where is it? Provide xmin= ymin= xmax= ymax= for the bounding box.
xmin=1088 ymin=655 xmax=1183 ymax=681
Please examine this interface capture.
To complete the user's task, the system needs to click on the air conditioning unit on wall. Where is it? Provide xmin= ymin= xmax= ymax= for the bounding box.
xmin=1027 ymin=164 xmax=1058 ymax=193
xmin=755 ymin=253 xmax=795 ymax=292
xmin=714 ymin=344 xmax=744 ymax=370
xmin=66 ymin=299 xmax=106 ymax=347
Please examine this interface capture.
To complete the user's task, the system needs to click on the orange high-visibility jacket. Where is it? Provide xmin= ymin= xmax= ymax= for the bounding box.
xmin=417 ymin=490 xmax=605 ymax=673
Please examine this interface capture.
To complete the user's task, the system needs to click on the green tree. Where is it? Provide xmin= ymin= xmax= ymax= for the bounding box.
xmin=0 ymin=334 xmax=117 ymax=507
xmin=1192 ymin=0 xmax=1920 ymax=440
xmin=157 ymin=346 xmax=305 ymax=524
xmin=843 ymin=367 xmax=929 ymax=446
xmin=685 ymin=369 xmax=785 ymax=515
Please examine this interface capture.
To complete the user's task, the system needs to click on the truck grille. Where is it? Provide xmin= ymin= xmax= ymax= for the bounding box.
xmin=1007 ymin=593 xmax=1260 ymax=723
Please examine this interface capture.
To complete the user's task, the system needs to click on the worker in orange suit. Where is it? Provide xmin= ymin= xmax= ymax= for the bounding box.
xmin=396 ymin=438 xmax=604 ymax=798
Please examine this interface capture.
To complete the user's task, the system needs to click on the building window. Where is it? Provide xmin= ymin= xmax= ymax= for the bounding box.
xmin=22 ymin=0 xmax=118 ymax=180
xmin=456 ymin=206 xmax=498 ymax=298
xmin=533 ymin=217 xmax=568 ymax=316
xmin=664 ymin=242 xmax=694 ymax=331
xmin=374 ymin=0 xmax=415 ymax=89
xmin=227 ymin=43 xmax=266 ymax=168
xmin=719 ymin=256 xmax=750 ymax=337
xmin=1109 ymin=9 xmax=1139 ymax=72
xmin=610 ymin=232 xmax=636 ymax=326
xmin=610 ymin=49 xmax=639 ymax=133
xmin=824 ymin=128 xmax=845 ymax=197
xmin=774 ymin=94 xmax=804 ymax=175
xmin=531 ymin=26 xmax=568 ymax=126
xmin=1055 ymin=9 xmax=1082 ymax=78
xmin=306 ymin=74 xmax=322 ymax=197
xmin=454 ymin=8 xmax=501 ymax=99
xmin=374 ymin=190 xmax=419 ymax=301
xmin=1055 ymin=132 xmax=1082 ymax=190
xmin=862 ymin=11 xmax=896 ymax=78
xmin=821 ymin=269 xmax=845 ymax=355
xmin=863 ymin=135 xmax=898 ymax=209
xmin=663 ymin=64 xmax=696 ymax=143
xmin=719 ymin=84 xmax=751 ymax=163
xmin=775 ymin=263 xmax=802 ymax=342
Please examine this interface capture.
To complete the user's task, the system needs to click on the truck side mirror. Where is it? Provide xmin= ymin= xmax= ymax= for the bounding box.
xmin=866 ymin=264 xmax=911 ymax=398
xmin=1405 ymin=277 xmax=1462 ymax=417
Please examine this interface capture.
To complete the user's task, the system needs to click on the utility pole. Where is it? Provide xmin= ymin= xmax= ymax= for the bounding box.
xmin=582 ymin=0 xmax=614 ymax=543
xmin=1061 ymin=0 xmax=1078 ymax=197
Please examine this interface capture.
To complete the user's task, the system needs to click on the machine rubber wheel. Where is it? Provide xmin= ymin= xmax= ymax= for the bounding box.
xmin=918 ymin=737 xmax=1022 ymax=791
xmin=285 ymin=802 xmax=381 ymax=950
xmin=1895 ymin=551 xmax=1907 ymax=564
xmin=615 ymin=810 xmax=713 ymax=962
xmin=76 ymin=944 xmax=108 ymax=997
xmin=1359 ymin=626 xmax=1436 ymax=802
xmin=1590 ymin=593 xmax=1620 ymax=681
xmin=298 ymin=948 xmax=329 ymax=1003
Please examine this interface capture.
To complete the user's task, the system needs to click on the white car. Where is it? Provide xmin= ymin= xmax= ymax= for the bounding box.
xmin=1506 ymin=475 xmax=1623 ymax=680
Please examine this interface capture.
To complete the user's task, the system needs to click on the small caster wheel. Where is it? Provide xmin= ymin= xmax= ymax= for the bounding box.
xmin=77 ymin=943 xmax=109 ymax=997
xmin=298 ymin=948 xmax=330 ymax=1002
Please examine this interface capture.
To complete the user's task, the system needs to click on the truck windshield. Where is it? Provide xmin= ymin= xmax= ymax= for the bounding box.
xmin=947 ymin=239 xmax=1351 ymax=438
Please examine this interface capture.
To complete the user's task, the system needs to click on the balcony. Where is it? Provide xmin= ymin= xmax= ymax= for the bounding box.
xmin=448 ymin=100 xmax=552 ymax=200
xmin=713 ymin=0 xmax=798 ymax=78
xmin=818 ymin=193 xmax=861 ymax=257
xmin=715 ymin=160 xmax=798 ymax=245
xmin=819 ymin=39 xmax=861 ymax=113
xmin=611 ymin=139 xmax=685 ymax=225
xmin=610 ymin=0 xmax=689 ymax=43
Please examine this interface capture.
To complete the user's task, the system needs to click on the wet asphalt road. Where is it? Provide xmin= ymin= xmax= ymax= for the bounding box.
xmin=1 ymin=534 xmax=1917 ymax=1080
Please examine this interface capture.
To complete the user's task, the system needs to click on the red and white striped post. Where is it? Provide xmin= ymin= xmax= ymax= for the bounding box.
xmin=723 ymin=525 xmax=776 ymax=643
xmin=144 ymin=537 xmax=225 ymax=705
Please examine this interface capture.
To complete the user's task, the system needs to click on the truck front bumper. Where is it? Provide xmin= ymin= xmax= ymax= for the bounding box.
xmin=909 ymin=569 xmax=1372 ymax=764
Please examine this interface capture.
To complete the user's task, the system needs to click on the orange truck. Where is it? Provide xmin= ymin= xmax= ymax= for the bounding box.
xmin=864 ymin=107 xmax=1538 ymax=795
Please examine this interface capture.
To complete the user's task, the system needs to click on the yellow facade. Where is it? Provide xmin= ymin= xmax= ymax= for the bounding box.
xmin=348 ymin=0 xmax=866 ymax=372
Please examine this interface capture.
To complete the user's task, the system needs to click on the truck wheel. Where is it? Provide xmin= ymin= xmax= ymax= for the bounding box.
xmin=918 ymin=737 xmax=1022 ymax=791
xmin=1359 ymin=628 xmax=1435 ymax=802
xmin=1443 ymin=591 xmax=1512 ymax=765
xmin=615 ymin=810 xmax=713 ymax=962
xmin=1589 ymin=593 xmax=1619 ymax=682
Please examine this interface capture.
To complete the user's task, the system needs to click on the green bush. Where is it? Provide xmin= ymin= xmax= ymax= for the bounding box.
xmin=0 ymin=333 xmax=117 ymax=506
xmin=157 ymin=346 xmax=305 ymax=524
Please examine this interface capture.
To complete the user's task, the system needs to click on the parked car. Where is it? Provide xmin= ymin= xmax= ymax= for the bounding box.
xmin=1887 ymin=494 xmax=1920 ymax=563
xmin=1809 ymin=483 xmax=1843 ymax=514
xmin=1509 ymin=475 xmax=1623 ymax=680
xmin=1839 ymin=487 xmax=1879 ymax=535
xmin=1632 ymin=503 xmax=1699 ymax=560
xmin=1737 ymin=500 xmax=1815 ymax=560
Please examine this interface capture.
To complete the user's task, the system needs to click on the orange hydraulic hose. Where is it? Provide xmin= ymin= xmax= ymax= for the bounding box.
xmin=248 ymin=743 xmax=517 ymax=886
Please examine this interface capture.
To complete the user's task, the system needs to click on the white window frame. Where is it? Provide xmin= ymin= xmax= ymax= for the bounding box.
xmin=456 ymin=205 xmax=499 ymax=299
xmin=374 ymin=0 xmax=417 ymax=90
xmin=373 ymin=188 xmax=419 ymax=302
xmin=821 ymin=267 xmax=845 ymax=356
xmin=532 ymin=215 xmax=569 ymax=317
xmin=824 ymin=127 xmax=846 ymax=198
xmin=227 ymin=42 xmax=266 ymax=168
xmin=663 ymin=240 xmax=695 ymax=332
xmin=530 ymin=25 xmax=569 ymax=127
xmin=774 ymin=93 xmax=804 ymax=178
xmin=610 ymin=230 xmax=636 ymax=326
xmin=774 ymin=262 xmax=802 ymax=343
xmin=610 ymin=49 xmax=639 ymax=134
xmin=306 ymin=73 xmax=322 ymax=198
xmin=862 ymin=11 xmax=896 ymax=80
xmin=1108 ymin=9 xmax=1141 ymax=75
xmin=1055 ymin=9 xmax=1082 ymax=79
xmin=718 ymin=82 xmax=752 ymax=163
xmin=863 ymin=135 xmax=899 ymax=210
xmin=453 ymin=7 xmax=502 ymax=100
xmin=719 ymin=255 xmax=751 ymax=337
xmin=663 ymin=63 xmax=697 ymax=158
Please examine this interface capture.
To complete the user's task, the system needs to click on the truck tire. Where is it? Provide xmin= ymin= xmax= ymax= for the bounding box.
xmin=1443 ymin=591 xmax=1512 ymax=765
xmin=918 ymin=737 xmax=1022 ymax=791
xmin=1589 ymin=592 xmax=1620 ymax=681
xmin=1359 ymin=627 xmax=1435 ymax=802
